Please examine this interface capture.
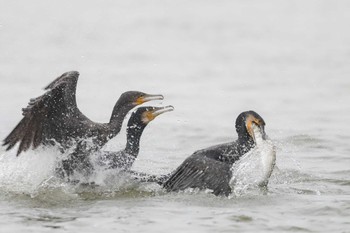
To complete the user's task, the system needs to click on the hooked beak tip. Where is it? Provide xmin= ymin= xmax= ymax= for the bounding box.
xmin=153 ymin=105 xmax=174 ymax=116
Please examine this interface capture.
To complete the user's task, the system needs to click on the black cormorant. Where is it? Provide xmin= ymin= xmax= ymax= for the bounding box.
xmin=2 ymin=71 xmax=163 ymax=176
xmin=162 ymin=111 xmax=273 ymax=196
xmin=96 ymin=105 xmax=174 ymax=171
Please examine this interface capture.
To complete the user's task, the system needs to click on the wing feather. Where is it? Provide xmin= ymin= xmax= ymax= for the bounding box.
xmin=33 ymin=119 xmax=43 ymax=149
xmin=2 ymin=71 xmax=80 ymax=155
xmin=44 ymin=71 xmax=79 ymax=91
xmin=163 ymin=154 xmax=232 ymax=196
xmin=17 ymin=120 xmax=36 ymax=155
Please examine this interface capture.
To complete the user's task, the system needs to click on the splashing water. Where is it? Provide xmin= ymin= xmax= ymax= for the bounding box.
xmin=0 ymin=144 xmax=158 ymax=200
xmin=230 ymin=125 xmax=276 ymax=196
xmin=0 ymin=146 xmax=58 ymax=195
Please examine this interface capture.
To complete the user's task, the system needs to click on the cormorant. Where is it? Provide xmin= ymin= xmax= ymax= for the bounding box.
xmin=96 ymin=105 xmax=174 ymax=171
xmin=2 ymin=71 xmax=163 ymax=177
xmin=161 ymin=111 xmax=275 ymax=196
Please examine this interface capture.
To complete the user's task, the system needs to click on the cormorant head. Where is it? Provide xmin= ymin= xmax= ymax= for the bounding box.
xmin=128 ymin=105 xmax=174 ymax=128
xmin=235 ymin=111 xmax=266 ymax=144
xmin=119 ymin=91 xmax=164 ymax=107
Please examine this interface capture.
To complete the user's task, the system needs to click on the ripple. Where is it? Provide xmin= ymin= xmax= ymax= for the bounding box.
xmin=284 ymin=134 xmax=326 ymax=145
xmin=229 ymin=215 xmax=253 ymax=222
xmin=281 ymin=134 xmax=334 ymax=152
xmin=24 ymin=214 xmax=77 ymax=224
xmin=278 ymin=226 xmax=313 ymax=232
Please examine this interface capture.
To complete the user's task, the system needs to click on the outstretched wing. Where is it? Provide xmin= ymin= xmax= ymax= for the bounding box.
xmin=2 ymin=71 xmax=80 ymax=155
xmin=44 ymin=71 xmax=78 ymax=91
xmin=163 ymin=154 xmax=232 ymax=196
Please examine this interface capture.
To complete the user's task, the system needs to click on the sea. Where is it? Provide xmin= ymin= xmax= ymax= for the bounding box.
xmin=0 ymin=0 xmax=349 ymax=232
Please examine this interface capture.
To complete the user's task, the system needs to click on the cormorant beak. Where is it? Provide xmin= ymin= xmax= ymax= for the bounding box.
xmin=246 ymin=116 xmax=266 ymax=143
xmin=142 ymin=105 xmax=174 ymax=124
xmin=135 ymin=94 xmax=164 ymax=105
xmin=152 ymin=105 xmax=174 ymax=117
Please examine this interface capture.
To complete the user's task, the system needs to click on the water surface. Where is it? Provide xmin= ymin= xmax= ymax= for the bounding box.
xmin=0 ymin=1 xmax=350 ymax=232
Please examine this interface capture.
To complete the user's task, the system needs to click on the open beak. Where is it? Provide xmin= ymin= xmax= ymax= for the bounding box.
xmin=135 ymin=94 xmax=164 ymax=105
xmin=151 ymin=105 xmax=174 ymax=117
xmin=142 ymin=105 xmax=174 ymax=124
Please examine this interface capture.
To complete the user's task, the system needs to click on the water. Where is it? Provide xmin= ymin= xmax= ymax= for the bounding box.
xmin=1 ymin=0 xmax=350 ymax=232
xmin=230 ymin=124 xmax=276 ymax=196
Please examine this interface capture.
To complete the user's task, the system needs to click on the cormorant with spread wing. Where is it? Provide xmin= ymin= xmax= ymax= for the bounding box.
xmin=3 ymin=71 xmax=163 ymax=177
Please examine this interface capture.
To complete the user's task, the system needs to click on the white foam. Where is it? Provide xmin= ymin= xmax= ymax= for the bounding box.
xmin=0 ymin=145 xmax=153 ymax=197
xmin=0 ymin=146 xmax=58 ymax=195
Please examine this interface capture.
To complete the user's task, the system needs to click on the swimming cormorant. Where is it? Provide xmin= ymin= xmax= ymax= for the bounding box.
xmin=2 ymin=71 xmax=163 ymax=176
xmin=96 ymin=105 xmax=174 ymax=171
xmin=162 ymin=111 xmax=272 ymax=196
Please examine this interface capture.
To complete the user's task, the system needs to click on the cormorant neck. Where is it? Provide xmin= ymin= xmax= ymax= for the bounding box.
xmin=109 ymin=102 xmax=134 ymax=135
xmin=237 ymin=135 xmax=255 ymax=155
xmin=125 ymin=123 xmax=147 ymax=157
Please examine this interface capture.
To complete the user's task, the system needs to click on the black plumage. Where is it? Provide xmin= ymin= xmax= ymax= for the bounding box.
xmin=162 ymin=111 xmax=266 ymax=196
xmin=2 ymin=71 xmax=163 ymax=177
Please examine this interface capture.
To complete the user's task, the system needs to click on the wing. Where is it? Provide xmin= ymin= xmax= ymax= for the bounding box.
xmin=44 ymin=71 xmax=79 ymax=92
xmin=193 ymin=141 xmax=241 ymax=165
xmin=2 ymin=71 xmax=80 ymax=155
xmin=163 ymin=154 xmax=232 ymax=196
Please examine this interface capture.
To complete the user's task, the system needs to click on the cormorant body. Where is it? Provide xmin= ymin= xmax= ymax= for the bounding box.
xmin=2 ymin=71 xmax=163 ymax=177
xmin=162 ymin=111 xmax=268 ymax=196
